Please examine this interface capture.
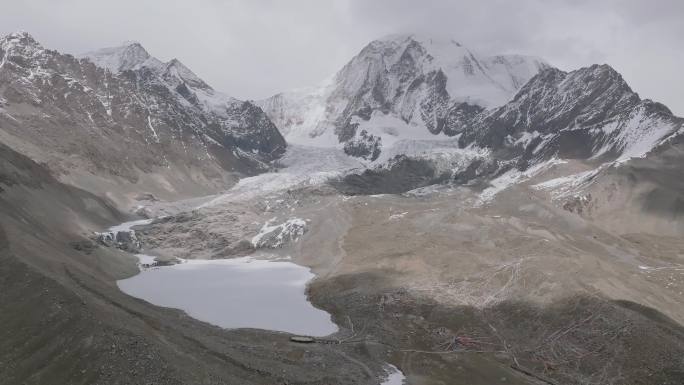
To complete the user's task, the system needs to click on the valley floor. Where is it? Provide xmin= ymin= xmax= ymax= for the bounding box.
xmin=128 ymin=145 xmax=684 ymax=385
xmin=2 ymin=144 xmax=683 ymax=385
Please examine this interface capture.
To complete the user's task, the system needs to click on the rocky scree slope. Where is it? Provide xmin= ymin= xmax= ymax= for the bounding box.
xmin=0 ymin=31 xmax=285 ymax=205
xmin=534 ymin=129 xmax=684 ymax=236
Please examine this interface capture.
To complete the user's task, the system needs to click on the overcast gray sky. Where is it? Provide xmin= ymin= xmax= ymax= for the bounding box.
xmin=1 ymin=0 xmax=683 ymax=115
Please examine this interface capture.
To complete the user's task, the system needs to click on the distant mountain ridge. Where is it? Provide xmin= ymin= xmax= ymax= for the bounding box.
xmin=1 ymin=30 xmax=681 ymax=204
xmin=0 ymin=31 xmax=285 ymax=205
xmin=258 ymin=33 xmax=682 ymax=192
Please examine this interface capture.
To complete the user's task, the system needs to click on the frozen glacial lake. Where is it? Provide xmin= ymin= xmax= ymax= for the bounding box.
xmin=118 ymin=256 xmax=338 ymax=336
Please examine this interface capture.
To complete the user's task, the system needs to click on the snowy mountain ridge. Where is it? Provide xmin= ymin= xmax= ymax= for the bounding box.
xmin=0 ymin=31 xmax=286 ymax=202
xmin=80 ymin=41 xmax=163 ymax=73
xmin=258 ymin=33 xmax=549 ymax=158
xmin=257 ymin=33 xmax=682 ymax=200
xmin=373 ymin=33 xmax=548 ymax=107
xmin=80 ymin=42 xmax=246 ymax=119
xmin=1 ymin=31 xmax=681 ymax=205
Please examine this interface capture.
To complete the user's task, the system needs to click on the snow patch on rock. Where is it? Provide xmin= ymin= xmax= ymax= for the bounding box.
xmin=251 ymin=218 xmax=308 ymax=249
xmin=478 ymin=158 xmax=567 ymax=204
xmin=380 ymin=364 xmax=406 ymax=385
xmin=532 ymin=165 xmax=608 ymax=199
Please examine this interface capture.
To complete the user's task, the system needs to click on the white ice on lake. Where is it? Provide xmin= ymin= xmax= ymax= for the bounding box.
xmin=381 ymin=364 xmax=406 ymax=385
xmin=135 ymin=253 xmax=157 ymax=266
xmin=117 ymin=255 xmax=338 ymax=337
xmin=107 ymin=218 xmax=153 ymax=233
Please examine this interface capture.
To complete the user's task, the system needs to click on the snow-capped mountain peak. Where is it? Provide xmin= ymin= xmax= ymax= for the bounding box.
xmin=1 ymin=30 xmax=42 ymax=48
xmin=332 ymin=34 xmax=545 ymax=110
xmin=257 ymin=33 xmax=550 ymax=160
xmin=0 ymin=31 xmax=286 ymax=187
xmin=163 ymin=58 xmax=211 ymax=90
xmin=0 ymin=31 xmax=45 ymax=69
xmin=81 ymin=41 xmax=251 ymax=119
xmin=257 ymin=31 xmax=680 ymax=187
xmin=79 ymin=41 xmax=163 ymax=73
xmin=81 ymin=43 xmax=213 ymax=93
